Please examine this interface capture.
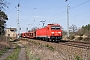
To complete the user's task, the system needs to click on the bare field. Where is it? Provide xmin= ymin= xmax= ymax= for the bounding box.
xmin=21 ymin=39 xmax=90 ymax=60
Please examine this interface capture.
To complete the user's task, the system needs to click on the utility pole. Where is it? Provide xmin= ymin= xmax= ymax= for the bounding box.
xmin=40 ymin=20 xmax=45 ymax=27
xmin=67 ymin=4 xmax=70 ymax=37
xmin=16 ymin=3 xmax=20 ymax=38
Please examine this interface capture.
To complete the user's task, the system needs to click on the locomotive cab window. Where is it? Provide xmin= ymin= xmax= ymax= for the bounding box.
xmin=56 ymin=26 xmax=60 ymax=30
xmin=51 ymin=26 xmax=60 ymax=30
xmin=51 ymin=26 xmax=56 ymax=30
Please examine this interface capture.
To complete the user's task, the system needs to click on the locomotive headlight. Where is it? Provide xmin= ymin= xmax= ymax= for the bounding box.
xmin=51 ymin=32 xmax=54 ymax=34
xmin=58 ymin=32 xmax=61 ymax=33
xmin=51 ymin=32 xmax=54 ymax=36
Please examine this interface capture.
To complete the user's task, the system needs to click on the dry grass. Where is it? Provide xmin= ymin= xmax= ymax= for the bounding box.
xmin=0 ymin=36 xmax=11 ymax=51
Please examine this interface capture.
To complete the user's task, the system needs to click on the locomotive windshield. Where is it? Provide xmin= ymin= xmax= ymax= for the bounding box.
xmin=51 ymin=26 xmax=60 ymax=30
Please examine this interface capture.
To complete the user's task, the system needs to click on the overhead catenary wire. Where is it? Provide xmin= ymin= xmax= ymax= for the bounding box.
xmin=47 ymin=0 xmax=90 ymax=22
xmin=20 ymin=0 xmax=60 ymax=9
xmin=73 ymin=10 xmax=90 ymax=17
xmin=16 ymin=0 xmax=90 ymax=31
xmin=17 ymin=0 xmax=90 ymax=21
xmin=44 ymin=0 xmax=90 ymax=34
xmin=19 ymin=0 xmax=66 ymax=27
xmin=70 ymin=0 xmax=90 ymax=10
xmin=17 ymin=0 xmax=68 ymax=24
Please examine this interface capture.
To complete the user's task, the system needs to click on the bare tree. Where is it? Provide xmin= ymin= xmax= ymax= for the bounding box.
xmin=0 ymin=0 xmax=9 ymax=11
xmin=31 ymin=27 xmax=38 ymax=31
xmin=69 ymin=24 xmax=77 ymax=33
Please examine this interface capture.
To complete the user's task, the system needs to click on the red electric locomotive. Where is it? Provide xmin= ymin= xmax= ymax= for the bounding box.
xmin=36 ymin=24 xmax=62 ymax=42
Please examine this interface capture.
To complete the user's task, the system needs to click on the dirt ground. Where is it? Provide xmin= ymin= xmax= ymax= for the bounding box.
xmin=0 ymin=49 xmax=14 ymax=60
xmin=17 ymin=44 xmax=28 ymax=60
xmin=0 ymin=43 xmax=15 ymax=60
xmin=0 ymin=41 xmax=28 ymax=60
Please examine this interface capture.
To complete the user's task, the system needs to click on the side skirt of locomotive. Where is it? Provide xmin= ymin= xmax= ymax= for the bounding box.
xmin=36 ymin=36 xmax=62 ymax=42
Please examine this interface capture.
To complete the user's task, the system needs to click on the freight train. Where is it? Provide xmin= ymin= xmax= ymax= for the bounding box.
xmin=20 ymin=24 xmax=62 ymax=42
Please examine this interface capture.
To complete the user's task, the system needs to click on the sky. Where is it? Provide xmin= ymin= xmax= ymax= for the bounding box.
xmin=5 ymin=0 xmax=90 ymax=33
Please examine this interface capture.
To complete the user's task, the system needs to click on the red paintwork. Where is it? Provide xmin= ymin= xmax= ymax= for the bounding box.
xmin=21 ymin=24 xmax=62 ymax=40
xmin=21 ymin=32 xmax=30 ymax=38
xmin=21 ymin=32 xmax=26 ymax=38
xmin=36 ymin=27 xmax=48 ymax=37
xmin=36 ymin=24 xmax=62 ymax=38
xmin=28 ymin=31 xmax=36 ymax=38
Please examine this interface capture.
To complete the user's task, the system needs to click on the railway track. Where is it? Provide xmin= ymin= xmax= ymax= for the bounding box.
xmin=59 ymin=40 xmax=90 ymax=49
xmin=21 ymin=38 xmax=90 ymax=49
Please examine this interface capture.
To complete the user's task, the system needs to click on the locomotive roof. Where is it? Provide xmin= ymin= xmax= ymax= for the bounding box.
xmin=48 ymin=24 xmax=59 ymax=25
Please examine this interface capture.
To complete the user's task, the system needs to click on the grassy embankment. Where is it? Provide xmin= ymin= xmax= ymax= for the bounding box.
xmin=6 ymin=44 xmax=20 ymax=60
xmin=0 ymin=48 xmax=10 ymax=57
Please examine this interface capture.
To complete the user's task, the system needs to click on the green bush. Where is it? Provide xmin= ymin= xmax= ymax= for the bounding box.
xmin=75 ymin=55 xmax=82 ymax=60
